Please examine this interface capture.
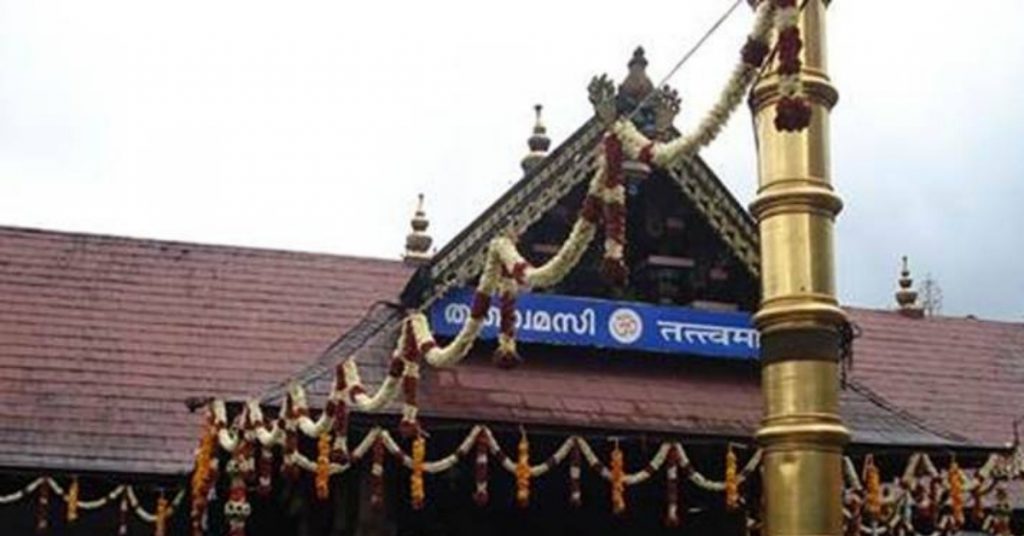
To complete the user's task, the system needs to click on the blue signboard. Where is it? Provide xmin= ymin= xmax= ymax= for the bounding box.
xmin=428 ymin=288 xmax=760 ymax=360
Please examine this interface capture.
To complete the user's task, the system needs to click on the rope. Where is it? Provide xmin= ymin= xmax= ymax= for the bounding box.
xmin=627 ymin=0 xmax=746 ymax=120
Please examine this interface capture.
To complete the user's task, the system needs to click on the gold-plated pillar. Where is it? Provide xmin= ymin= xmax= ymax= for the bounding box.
xmin=749 ymin=1 xmax=848 ymax=535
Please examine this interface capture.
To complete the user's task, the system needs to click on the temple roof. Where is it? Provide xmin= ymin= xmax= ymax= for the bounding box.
xmin=0 ymin=224 xmax=1017 ymax=476
xmin=0 ymin=226 xmax=411 ymax=475
xmin=273 ymin=312 xmax=971 ymax=450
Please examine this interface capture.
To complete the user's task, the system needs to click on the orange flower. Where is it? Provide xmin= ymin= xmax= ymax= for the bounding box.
xmin=725 ymin=445 xmax=739 ymax=511
xmin=864 ymin=455 xmax=881 ymax=519
xmin=949 ymin=458 xmax=964 ymax=527
xmin=315 ymin=432 xmax=331 ymax=501
xmin=411 ymin=436 xmax=426 ymax=510
xmin=610 ymin=442 xmax=626 ymax=515
xmin=515 ymin=434 xmax=530 ymax=508
xmin=65 ymin=477 xmax=79 ymax=523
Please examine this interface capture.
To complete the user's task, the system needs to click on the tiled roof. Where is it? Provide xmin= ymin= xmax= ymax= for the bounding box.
xmin=1 ymin=224 xmax=1018 ymax=476
xmin=0 ymin=226 xmax=411 ymax=475
xmin=847 ymin=307 xmax=1024 ymax=448
xmin=294 ymin=322 xmax=965 ymax=448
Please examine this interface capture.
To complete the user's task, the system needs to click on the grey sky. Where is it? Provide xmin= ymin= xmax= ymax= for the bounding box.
xmin=1 ymin=1 xmax=1022 ymax=320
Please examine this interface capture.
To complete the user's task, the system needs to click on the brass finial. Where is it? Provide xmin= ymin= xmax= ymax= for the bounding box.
xmin=618 ymin=47 xmax=655 ymax=102
xmin=403 ymin=194 xmax=432 ymax=266
xmin=520 ymin=104 xmax=551 ymax=174
xmin=895 ymin=256 xmax=923 ymax=318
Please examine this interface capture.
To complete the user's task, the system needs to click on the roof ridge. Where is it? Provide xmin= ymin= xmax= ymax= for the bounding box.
xmin=845 ymin=305 xmax=1024 ymax=326
xmin=255 ymin=301 xmax=402 ymax=403
xmin=845 ymin=379 xmax=976 ymax=446
xmin=0 ymin=224 xmax=405 ymax=265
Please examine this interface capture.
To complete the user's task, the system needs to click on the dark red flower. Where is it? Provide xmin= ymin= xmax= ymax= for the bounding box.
xmin=774 ymin=96 xmax=812 ymax=132
xmin=741 ymin=38 xmax=770 ymax=67
xmin=580 ymin=194 xmax=603 ymax=224
xmin=470 ymin=291 xmax=491 ymax=320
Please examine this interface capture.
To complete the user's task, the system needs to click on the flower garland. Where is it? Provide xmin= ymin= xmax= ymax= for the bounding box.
xmin=118 ymin=494 xmax=129 ymax=536
xmin=190 ymin=412 xmax=216 ymax=536
xmin=65 ymin=476 xmax=79 ymax=524
xmin=399 ymin=318 xmax=422 ymax=437
xmin=411 ymin=436 xmax=427 ymax=510
xmin=597 ymin=0 xmax=775 ymax=169
xmin=948 ymin=457 xmax=964 ymax=528
xmin=515 ymin=432 xmax=531 ymax=508
xmin=772 ymin=0 xmax=811 ymax=132
xmin=370 ymin=436 xmax=385 ymax=510
xmin=224 ymin=444 xmax=251 ymax=536
xmin=494 ymin=276 xmax=522 ymax=368
xmin=315 ymin=432 xmax=331 ymax=501
xmin=154 ymin=492 xmax=168 ymax=536
xmin=864 ymin=454 xmax=881 ymax=520
xmin=473 ymin=432 xmax=490 ymax=506
xmin=665 ymin=446 xmax=681 ymax=528
xmin=724 ymin=445 xmax=739 ymax=511
xmin=569 ymin=441 xmax=583 ymax=508
xmin=601 ymin=134 xmax=628 ymax=286
xmin=256 ymin=446 xmax=273 ymax=497
xmin=610 ymin=441 xmax=626 ymax=515
xmin=36 ymin=477 xmax=49 ymax=535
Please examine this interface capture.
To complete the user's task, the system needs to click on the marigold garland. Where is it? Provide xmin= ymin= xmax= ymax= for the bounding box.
xmin=411 ymin=436 xmax=427 ymax=510
xmin=864 ymin=454 xmax=881 ymax=519
xmin=515 ymin=433 xmax=531 ymax=508
xmin=315 ymin=432 xmax=332 ymax=501
xmin=190 ymin=415 xmax=216 ymax=536
xmin=154 ymin=492 xmax=168 ymax=536
xmin=949 ymin=457 xmax=964 ymax=527
xmin=610 ymin=441 xmax=627 ymax=515
xmin=724 ymin=445 xmax=739 ymax=511
xmin=65 ymin=477 xmax=79 ymax=523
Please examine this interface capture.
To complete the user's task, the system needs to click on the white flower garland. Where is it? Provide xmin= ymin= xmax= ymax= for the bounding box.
xmin=604 ymin=0 xmax=774 ymax=169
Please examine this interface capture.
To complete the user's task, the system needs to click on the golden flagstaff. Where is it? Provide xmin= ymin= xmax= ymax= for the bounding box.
xmin=751 ymin=0 xmax=847 ymax=535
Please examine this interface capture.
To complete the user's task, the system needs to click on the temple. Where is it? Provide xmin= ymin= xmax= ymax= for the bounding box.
xmin=1 ymin=39 xmax=1023 ymax=536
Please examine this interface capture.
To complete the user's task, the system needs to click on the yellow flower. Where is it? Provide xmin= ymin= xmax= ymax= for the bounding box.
xmin=725 ymin=445 xmax=739 ymax=511
xmin=315 ymin=432 xmax=331 ymax=501
xmin=610 ymin=442 xmax=626 ymax=515
xmin=515 ymin=434 xmax=530 ymax=508
xmin=66 ymin=477 xmax=79 ymax=523
xmin=864 ymin=455 xmax=881 ymax=519
xmin=411 ymin=436 xmax=426 ymax=510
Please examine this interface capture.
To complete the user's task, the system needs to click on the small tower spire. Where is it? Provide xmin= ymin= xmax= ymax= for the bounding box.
xmin=520 ymin=104 xmax=551 ymax=174
xmin=403 ymin=194 xmax=432 ymax=266
xmin=895 ymin=256 xmax=924 ymax=318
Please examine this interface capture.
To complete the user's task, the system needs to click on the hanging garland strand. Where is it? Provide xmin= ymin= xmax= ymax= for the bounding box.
xmin=772 ymin=0 xmax=812 ymax=132
xmin=410 ymin=435 xmax=427 ymax=510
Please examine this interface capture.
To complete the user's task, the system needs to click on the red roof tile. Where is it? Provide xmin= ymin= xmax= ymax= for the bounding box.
xmin=847 ymin=307 xmax=1024 ymax=447
xmin=0 ymin=226 xmax=411 ymax=474
xmin=292 ymin=326 xmax=962 ymax=447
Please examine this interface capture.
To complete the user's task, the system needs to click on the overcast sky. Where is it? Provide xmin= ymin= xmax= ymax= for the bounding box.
xmin=1 ymin=1 xmax=1022 ymax=320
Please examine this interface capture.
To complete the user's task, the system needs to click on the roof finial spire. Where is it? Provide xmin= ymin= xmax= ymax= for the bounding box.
xmin=403 ymin=193 xmax=432 ymax=266
xmin=895 ymin=256 xmax=924 ymax=318
xmin=520 ymin=104 xmax=551 ymax=174
xmin=618 ymin=47 xmax=655 ymax=103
